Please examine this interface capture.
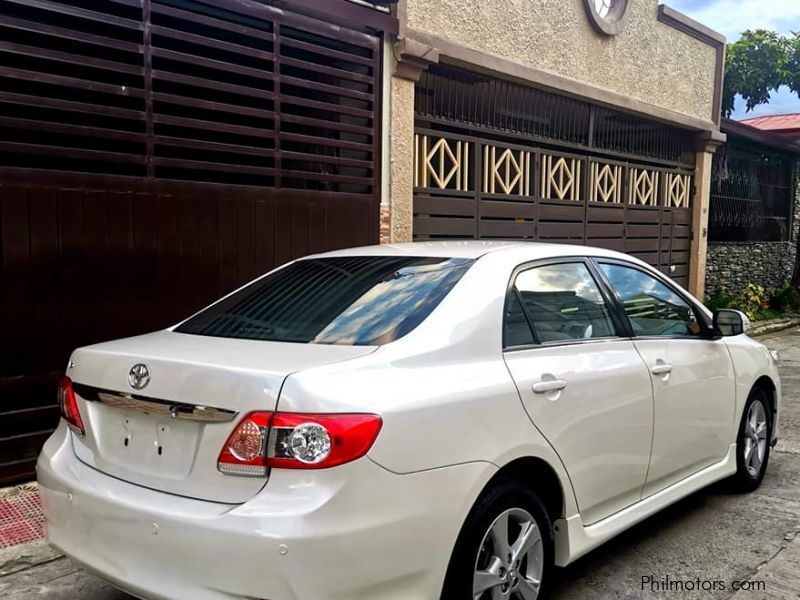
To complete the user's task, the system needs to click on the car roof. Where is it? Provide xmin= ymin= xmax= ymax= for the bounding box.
xmin=307 ymin=240 xmax=643 ymax=264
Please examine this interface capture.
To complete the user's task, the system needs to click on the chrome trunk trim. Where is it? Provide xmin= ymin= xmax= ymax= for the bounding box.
xmin=74 ymin=384 xmax=238 ymax=423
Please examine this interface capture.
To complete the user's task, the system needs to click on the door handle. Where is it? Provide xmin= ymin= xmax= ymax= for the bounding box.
xmin=650 ymin=363 xmax=673 ymax=375
xmin=532 ymin=379 xmax=567 ymax=394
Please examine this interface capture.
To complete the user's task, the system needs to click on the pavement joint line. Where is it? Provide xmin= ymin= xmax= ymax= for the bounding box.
xmin=726 ymin=532 xmax=800 ymax=600
xmin=757 ymin=492 xmax=800 ymax=504
xmin=31 ymin=567 xmax=83 ymax=587
xmin=722 ymin=531 xmax=800 ymax=600
xmin=0 ymin=556 xmax=66 ymax=580
xmin=759 ymin=531 xmax=795 ymax=569
xmin=754 ymin=489 xmax=800 ymax=510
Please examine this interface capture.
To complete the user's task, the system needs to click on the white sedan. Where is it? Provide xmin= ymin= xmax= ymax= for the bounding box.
xmin=37 ymin=241 xmax=780 ymax=600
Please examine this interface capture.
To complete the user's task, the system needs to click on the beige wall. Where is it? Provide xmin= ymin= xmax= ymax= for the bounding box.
xmin=389 ymin=75 xmax=415 ymax=243
xmin=404 ymin=0 xmax=719 ymax=125
xmin=688 ymin=147 xmax=715 ymax=298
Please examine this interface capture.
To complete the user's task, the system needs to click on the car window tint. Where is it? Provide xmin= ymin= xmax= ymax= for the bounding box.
xmin=176 ymin=256 xmax=473 ymax=346
xmin=514 ymin=263 xmax=615 ymax=343
xmin=504 ymin=291 xmax=535 ymax=347
xmin=600 ymin=263 xmax=700 ymax=337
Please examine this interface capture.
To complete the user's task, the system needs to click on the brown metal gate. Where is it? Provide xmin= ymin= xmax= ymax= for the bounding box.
xmin=0 ymin=0 xmax=386 ymax=483
xmin=413 ymin=65 xmax=694 ymax=284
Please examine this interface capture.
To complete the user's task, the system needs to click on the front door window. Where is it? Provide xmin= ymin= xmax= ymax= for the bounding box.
xmin=599 ymin=264 xmax=701 ymax=337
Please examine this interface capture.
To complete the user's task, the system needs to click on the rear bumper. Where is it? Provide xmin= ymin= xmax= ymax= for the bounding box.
xmin=37 ymin=422 xmax=494 ymax=600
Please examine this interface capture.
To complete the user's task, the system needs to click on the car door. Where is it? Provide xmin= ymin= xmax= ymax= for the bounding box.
xmin=502 ymin=259 xmax=654 ymax=525
xmin=595 ymin=260 xmax=736 ymax=498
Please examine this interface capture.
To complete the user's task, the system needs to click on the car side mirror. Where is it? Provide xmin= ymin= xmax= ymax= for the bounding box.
xmin=713 ymin=309 xmax=750 ymax=337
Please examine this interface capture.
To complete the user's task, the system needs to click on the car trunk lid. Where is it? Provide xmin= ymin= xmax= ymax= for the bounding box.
xmin=68 ymin=330 xmax=376 ymax=504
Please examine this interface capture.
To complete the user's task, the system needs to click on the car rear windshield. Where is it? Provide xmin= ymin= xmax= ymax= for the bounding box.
xmin=175 ymin=256 xmax=474 ymax=345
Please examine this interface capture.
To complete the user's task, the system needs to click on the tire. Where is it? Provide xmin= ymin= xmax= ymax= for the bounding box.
xmin=729 ymin=387 xmax=772 ymax=492
xmin=440 ymin=480 xmax=554 ymax=600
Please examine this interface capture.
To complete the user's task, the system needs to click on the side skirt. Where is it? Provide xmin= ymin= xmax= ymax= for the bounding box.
xmin=553 ymin=444 xmax=737 ymax=566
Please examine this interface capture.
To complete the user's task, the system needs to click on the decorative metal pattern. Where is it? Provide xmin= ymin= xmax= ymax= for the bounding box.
xmin=629 ymin=168 xmax=660 ymax=206
xmin=710 ymin=141 xmax=793 ymax=242
xmin=665 ymin=173 xmax=692 ymax=208
xmin=416 ymin=64 xmax=694 ymax=166
xmin=589 ymin=162 xmax=624 ymax=203
xmin=483 ymin=146 xmax=531 ymax=196
xmin=414 ymin=135 xmax=470 ymax=190
xmin=412 ymin=128 xmax=694 ymax=288
xmin=541 ymin=155 xmax=582 ymax=201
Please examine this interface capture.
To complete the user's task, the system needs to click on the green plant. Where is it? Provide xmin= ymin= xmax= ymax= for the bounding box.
xmin=705 ymin=291 xmax=733 ymax=311
xmin=723 ymin=29 xmax=794 ymax=115
xmin=730 ymin=283 xmax=769 ymax=320
xmin=768 ymin=280 xmax=799 ymax=312
xmin=757 ymin=308 xmax=782 ymax=321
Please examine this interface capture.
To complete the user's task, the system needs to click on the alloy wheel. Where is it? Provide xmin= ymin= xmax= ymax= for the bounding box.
xmin=473 ymin=507 xmax=543 ymax=600
xmin=744 ymin=399 xmax=768 ymax=478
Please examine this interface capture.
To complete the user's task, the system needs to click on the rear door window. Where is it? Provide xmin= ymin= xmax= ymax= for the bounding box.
xmin=176 ymin=256 xmax=473 ymax=345
xmin=507 ymin=262 xmax=616 ymax=345
xmin=504 ymin=292 xmax=536 ymax=347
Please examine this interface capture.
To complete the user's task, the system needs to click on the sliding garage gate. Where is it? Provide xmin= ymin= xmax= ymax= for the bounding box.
xmin=0 ymin=0 xmax=386 ymax=483
xmin=413 ymin=65 xmax=695 ymax=281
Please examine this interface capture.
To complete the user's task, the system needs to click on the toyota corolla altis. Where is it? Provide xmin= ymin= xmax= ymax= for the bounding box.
xmin=37 ymin=241 xmax=780 ymax=600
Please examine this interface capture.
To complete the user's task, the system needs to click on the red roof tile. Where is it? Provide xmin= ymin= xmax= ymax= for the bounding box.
xmin=739 ymin=114 xmax=800 ymax=132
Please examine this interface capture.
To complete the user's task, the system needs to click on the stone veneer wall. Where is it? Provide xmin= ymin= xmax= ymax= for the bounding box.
xmin=705 ymin=243 xmax=797 ymax=298
xmin=705 ymin=183 xmax=800 ymax=299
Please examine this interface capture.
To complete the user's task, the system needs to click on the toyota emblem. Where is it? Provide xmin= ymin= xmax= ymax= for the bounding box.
xmin=128 ymin=363 xmax=151 ymax=390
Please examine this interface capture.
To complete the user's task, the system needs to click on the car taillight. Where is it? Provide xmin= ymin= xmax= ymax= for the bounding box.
xmin=57 ymin=376 xmax=84 ymax=436
xmin=268 ymin=413 xmax=382 ymax=469
xmin=217 ymin=412 xmax=271 ymax=477
xmin=217 ymin=412 xmax=382 ymax=476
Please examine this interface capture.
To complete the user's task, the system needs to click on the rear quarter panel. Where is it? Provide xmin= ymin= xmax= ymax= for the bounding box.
xmin=278 ymin=353 xmax=578 ymax=520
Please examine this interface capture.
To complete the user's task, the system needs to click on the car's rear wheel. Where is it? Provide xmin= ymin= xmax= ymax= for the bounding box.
xmin=441 ymin=480 xmax=553 ymax=600
xmin=730 ymin=387 xmax=772 ymax=492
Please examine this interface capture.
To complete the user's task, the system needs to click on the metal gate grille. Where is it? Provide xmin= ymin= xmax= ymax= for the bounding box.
xmin=413 ymin=65 xmax=695 ymax=286
xmin=416 ymin=65 xmax=695 ymax=167
xmin=0 ymin=0 xmax=384 ymax=484
xmin=710 ymin=140 xmax=794 ymax=241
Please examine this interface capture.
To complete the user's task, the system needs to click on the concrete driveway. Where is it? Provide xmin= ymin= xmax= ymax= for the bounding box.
xmin=2 ymin=331 xmax=799 ymax=599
